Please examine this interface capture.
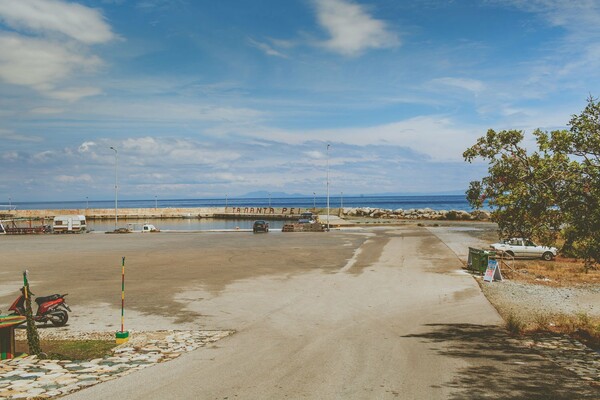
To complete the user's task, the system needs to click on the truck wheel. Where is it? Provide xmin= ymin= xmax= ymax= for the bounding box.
xmin=506 ymin=251 xmax=514 ymax=257
xmin=542 ymin=252 xmax=554 ymax=261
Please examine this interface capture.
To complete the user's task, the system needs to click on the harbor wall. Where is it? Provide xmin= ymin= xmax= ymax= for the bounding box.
xmin=7 ymin=207 xmax=313 ymax=220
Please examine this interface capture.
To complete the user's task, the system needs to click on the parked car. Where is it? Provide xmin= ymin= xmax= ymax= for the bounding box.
xmin=490 ymin=238 xmax=557 ymax=261
xmin=253 ymin=220 xmax=269 ymax=233
xmin=298 ymin=212 xmax=317 ymax=224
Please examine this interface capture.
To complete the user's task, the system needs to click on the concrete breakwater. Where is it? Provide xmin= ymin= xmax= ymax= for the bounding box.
xmin=6 ymin=206 xmax=489 ymax=221
xmin=8 ymin=206 xmax=312 ymax=220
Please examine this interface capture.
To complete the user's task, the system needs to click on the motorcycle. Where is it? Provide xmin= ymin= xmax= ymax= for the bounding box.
xmin=8 ymin=288 xmax=71 ymax=327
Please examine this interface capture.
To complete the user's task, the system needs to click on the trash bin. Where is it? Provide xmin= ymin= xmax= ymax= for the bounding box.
xmin=468 ymin=247 xmax=496 ymax=274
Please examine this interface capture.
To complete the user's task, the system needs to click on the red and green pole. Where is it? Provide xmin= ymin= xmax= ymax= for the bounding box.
xmin=115 ymin=257 xmax=129 ymax=344
xmin=23 ymin=270 xmax=41 ymax=355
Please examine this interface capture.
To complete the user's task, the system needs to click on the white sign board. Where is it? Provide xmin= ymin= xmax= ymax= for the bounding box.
xmin=484 ymin=259 xmax=503 ymax=282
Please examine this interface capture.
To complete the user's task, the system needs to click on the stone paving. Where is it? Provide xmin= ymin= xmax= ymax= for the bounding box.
xmin=0 ymin=330 xmax=233 ymax=399
xmin=1 ymin=330 xmax=598 ymax=399
xmin=519 ymin=333 xmax=600 ymax=386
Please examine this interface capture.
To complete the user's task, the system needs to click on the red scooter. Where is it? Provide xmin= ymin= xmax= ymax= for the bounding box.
xmin=8 ymin=288 xmax=71 ymax=327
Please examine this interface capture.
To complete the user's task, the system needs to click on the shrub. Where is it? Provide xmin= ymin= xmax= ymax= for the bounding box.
xmin=506 ymin=312 xmax=525 ymax=335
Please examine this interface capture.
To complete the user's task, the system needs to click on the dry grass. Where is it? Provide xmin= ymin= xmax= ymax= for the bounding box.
xmin=499 ymin=257 xmax=600 ymax=287
xmin=505 ymin=312 xmax=525 ymax=335
xmin=527 ymin=312 xmax=600 ymax=350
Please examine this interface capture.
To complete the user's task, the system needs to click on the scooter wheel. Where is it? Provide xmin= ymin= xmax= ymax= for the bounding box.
xmin=51 ymin=310 xmax=69 ymax=327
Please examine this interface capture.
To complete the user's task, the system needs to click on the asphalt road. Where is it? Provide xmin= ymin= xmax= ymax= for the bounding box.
xmin=6 ymin=226 xmax=595 ymax=399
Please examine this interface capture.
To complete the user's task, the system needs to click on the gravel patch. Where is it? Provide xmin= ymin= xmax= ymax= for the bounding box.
xmin=480 ymin=279 xmax=600 ymax=322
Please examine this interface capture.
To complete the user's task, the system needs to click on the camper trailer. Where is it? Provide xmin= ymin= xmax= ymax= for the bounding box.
xmin=53 ymin=215 xmax=87 ymax=233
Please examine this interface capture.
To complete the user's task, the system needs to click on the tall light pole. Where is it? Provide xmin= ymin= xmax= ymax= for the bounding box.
xmin=110 ymin=146 xmax=118 ymax=230
xmin=8 ymin=197 xmax=11 ymax=209
xmin=86 ymin=196 xmax=89 ymax=209
xmin=313 ymin=192 xmax=316 ymax=210
xmin=326 ymin=143 xmax=330 ymax=231
xmin=225 ymin=194 xmax=228 ymax=209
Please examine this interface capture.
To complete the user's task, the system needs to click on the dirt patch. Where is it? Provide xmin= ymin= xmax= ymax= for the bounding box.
xmin=0 ymin=232 xmax=365 ymax=327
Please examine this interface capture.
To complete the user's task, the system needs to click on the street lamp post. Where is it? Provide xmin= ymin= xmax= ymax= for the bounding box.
xmin=326 ymin=144 xmax=330 ymax=231
xmin=313 ymin=192 xmax=316 ymax=210
xmin=86 ymin=196 xmax=89 ymax=209
xmin=225 ymin=194 xmax=228 ymax=209
xmin=8 ymin=197 xmax=11 ymax=209
xmin=110 ymin=147 xmax=118 ymax=231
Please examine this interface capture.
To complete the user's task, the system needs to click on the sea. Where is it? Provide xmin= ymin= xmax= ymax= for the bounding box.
xmin=4 ymin=195 xmax=483 ymax=232
xmin=10 ymin=194 xmax=473 ymax=212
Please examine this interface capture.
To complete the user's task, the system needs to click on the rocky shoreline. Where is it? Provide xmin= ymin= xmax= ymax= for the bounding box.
xmin=342 ymin=207 xmax=491 ymax=221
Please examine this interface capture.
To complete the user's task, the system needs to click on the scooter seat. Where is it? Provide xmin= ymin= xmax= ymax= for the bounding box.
xmin=35 ymin=294 xmax=61 ymax=305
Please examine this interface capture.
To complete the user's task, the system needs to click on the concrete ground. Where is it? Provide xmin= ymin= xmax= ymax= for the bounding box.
xmin=1 ymin=226 xmax=598 ymax=399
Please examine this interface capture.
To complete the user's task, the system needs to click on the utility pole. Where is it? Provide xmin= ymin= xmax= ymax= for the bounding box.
xmin=110 ymin=147 xmax=118 ymax=231
xmin=326 ymin=143 xmax=330 ymax=231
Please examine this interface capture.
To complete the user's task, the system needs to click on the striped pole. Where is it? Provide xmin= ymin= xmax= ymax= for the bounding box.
xmin=121 ymin=256 xmax=125 ymax=333
xmin=115 ymin=256 xmax=129 ymax=344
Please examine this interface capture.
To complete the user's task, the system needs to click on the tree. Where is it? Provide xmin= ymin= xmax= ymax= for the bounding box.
xmin=464 ymin=97 xmax=600 ymax=272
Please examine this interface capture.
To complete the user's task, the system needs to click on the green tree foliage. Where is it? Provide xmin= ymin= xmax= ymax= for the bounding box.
xmin=464 ymin=97 xmax=600 ymax=271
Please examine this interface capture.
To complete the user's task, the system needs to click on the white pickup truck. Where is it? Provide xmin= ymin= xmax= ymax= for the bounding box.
xmin=490 ymin=238 xmax=557 ymax=261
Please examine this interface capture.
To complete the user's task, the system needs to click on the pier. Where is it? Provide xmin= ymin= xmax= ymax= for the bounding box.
xmin=6 ymin=207 xmax=314 ymax=221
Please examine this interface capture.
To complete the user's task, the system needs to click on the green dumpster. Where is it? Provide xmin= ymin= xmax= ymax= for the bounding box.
xmin=467 ymin=247 xmax=496 ymax=274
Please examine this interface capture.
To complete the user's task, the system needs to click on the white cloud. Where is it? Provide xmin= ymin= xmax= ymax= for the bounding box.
xmin=48 ymin=86 xmax=102 ymax=102
xmin=78 ymin=142 xmax=96 ymax=153
xmin=0 ymin=1 xmax=112 ymax=101
xmin=117 ymin=137 xmax=241 ymax=166
xmin=29 ymin=107 xmax=65 ymax=114
xmin=0 ymin=128 xmax=42 ymax=142
xmin=31 ymin=150 xmax=56 ymax=162
xmin=304 ymin=150 xmax=325 ymax=159
xmin=253 ymin=115 xmax=479 ymax=162
xmin=313 ymin=0 xmax=399 ymax=56
xmin=0 ymin=34 xmax=103 ymax=97
xmin=248 ymin=38 xmax=288 ymax=58
xmin=0 ymin=0 xmax=115 ymax=44
xmin=429 ymin=77 xmax=485 ymax=94
xmin=2 ymin=151 xmax=19 ymax=161
xmin=55 ymin=174 xmax=93 ymax=183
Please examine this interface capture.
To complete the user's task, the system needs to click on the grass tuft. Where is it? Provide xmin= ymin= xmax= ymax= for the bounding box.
xmin=505 ymin=312 xmax=525 ymax=335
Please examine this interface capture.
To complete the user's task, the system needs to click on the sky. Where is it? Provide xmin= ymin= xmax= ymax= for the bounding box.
xmin=0 ymin=0 xmax=599 ymax=202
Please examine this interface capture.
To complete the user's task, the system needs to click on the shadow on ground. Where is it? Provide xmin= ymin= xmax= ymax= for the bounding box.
xmin=404 ymin=323 xmax=599 ymax=399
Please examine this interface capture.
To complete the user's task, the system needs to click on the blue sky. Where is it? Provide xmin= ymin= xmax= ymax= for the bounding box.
xmin=0 ymin=0 xmax=598 ymax=202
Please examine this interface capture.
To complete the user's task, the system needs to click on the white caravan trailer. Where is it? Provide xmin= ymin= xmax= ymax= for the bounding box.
xmin=53 ymin=215 xmax=87 ymax=233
